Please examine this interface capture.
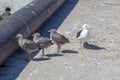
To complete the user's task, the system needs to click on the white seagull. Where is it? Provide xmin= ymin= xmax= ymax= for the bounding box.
xmin=76 ymin=24 xmax=93 ymax=48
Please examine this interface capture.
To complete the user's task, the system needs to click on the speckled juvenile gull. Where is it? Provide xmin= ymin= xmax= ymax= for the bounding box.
xmin=76 ymin=24 xmax=93 ymax=48
xmin=32 ymin=33 xmax=53 ymax=57
xmin=16 ymin=34 xmax=40 ymax=60
xmin=48 ymin=29 xmax=70 ymax=53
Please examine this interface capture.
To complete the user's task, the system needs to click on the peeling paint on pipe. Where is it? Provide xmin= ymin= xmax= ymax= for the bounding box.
xmin=0 ymin=0 xmax=65 ymax=65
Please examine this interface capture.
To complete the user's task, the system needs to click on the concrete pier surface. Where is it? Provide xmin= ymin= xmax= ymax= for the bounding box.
xmin=1 ymin=0 xmax=120 ymax=80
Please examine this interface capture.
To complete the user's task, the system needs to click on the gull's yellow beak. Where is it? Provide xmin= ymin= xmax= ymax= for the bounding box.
xmin=88 ymin=26 xmax=93 ymax=30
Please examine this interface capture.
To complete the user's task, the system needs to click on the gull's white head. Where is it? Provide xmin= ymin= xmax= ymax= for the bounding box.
xmin=82 ymin=24 xmax=93 ymax=30
xmin=82 ymin=24 xmax=88 ymax=30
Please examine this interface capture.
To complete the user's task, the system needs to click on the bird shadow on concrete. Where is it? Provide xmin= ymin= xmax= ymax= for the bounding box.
xmin=83 ymin=42 xmax=106 ymax=50
xmin=62 ymin=49 xmax=79 ymax=54
xmin=32 ymin=57 xmax=51 ymax=61
xmin=0 ymin=0 xmax=79 ymax=80
xmin=45 ymin=53 xmax=63 ymax=57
